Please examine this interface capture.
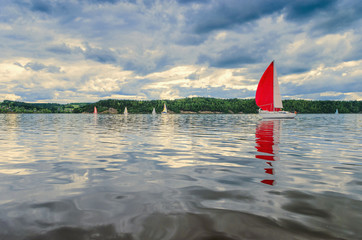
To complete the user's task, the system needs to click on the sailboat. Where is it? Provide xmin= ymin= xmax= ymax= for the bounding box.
xmin=152 ymin=108 xmax=156 ymax=115
xmin=256 ymin=61 xmax=296 ymax=119
xmin=161 ymin=104 xmax=167 ymax=114
xmin=94 ymin=106 xmax=97 ymax=114
xmin=124 ymin=107 xmax=128 ymax=115
xmin=335 ymin=109 xmax=338 ymax=114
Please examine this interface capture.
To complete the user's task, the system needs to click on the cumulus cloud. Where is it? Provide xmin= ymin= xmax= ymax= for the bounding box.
xmin=280 ymin=60 xmax=362 ymax=100
xmin=0 ymin=94 xmax=22 ymax=102
xmin=0 ymin=0 xmax=361 ymax=102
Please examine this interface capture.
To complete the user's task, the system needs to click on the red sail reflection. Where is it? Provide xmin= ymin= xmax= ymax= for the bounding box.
xmin=255 ymin=120 xmax=281 ymax=186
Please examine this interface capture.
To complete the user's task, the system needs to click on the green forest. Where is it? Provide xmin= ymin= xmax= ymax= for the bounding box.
xmin=0 ymin=98 xmax=361 ymax=114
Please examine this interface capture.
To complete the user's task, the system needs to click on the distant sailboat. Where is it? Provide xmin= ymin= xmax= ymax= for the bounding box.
xmin=94 ymin=106 xmax=97 ymax=114
xmin=152 ymin=108 xmax=156 ymax=115
xmin=161 ymin=104 xmax=167 ymax=114
xmin=124 ymin=107 xmax=128 ymax=115
xmin=335 ymin=109 xmax=338 ymax=114
xmin=256 ymin=61 xmax=296 ymax=119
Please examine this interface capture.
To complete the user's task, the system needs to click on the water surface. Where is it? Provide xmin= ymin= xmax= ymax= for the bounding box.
xmin=0 ymin=114 xmax=361 ymax=239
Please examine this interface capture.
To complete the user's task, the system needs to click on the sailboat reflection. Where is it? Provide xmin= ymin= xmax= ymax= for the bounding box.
xmin=255 ymin=120 xmax=281 ymax=186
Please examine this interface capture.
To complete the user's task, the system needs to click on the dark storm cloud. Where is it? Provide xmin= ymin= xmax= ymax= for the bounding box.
xmin=283 ymin=80 xmax=361 ymax=97
xmin=87 ymin=0 xmax=139 ymax=5
xmin=175 ymin=34 xmax=208 ymax=46
xmin=46 ymin=44 xmax=74 ymax=55
xmin=7 ymin=0 xmax=80 ymax=25
xmin=122 ymin=54 xmax=174 ymax=76
xmin=177 ymin=0 xmax=210 ymax=4
xmin=117 ymin=78 xmax=153 ymax=95
xmin=14 ymin=88 xmax=55 ymax=102
xmin=30 ymin=0 xmax=52 ymax=13
xmin=176 ymin=86 xmax=254 ymax=99
xmin=312 ymin=1 xmax=362 ymax=34
xmin=29 ymin=0 xmax=124 ymax=13
xmin=82 ymin=43 xmax=118 ymax=64
xmin=283 ymin=0 xmax=338 ymax=21
xmin=183 ymin=0 xmax=357 ymax=37
xmin=283 ymin=0 xmax=362 ymax=35
xmin=198 ymin=46 xmax=261 ymax=68
xmin=47 ymin=43 xmax=118 ymax=64
xmin=187 ymin=0 xmax=286 ymax=34
xmin=17 ymin=0 xmax=126 ymax=21
xmin=280 ymin=66 xmax=310 ymax=75
xmin=89 ymin=0 xmax=121 ymax=4
xmin=14 ymin=62 xmax=62 ymax=73
xmin=26 ymin=0 xmax=74 ymax=16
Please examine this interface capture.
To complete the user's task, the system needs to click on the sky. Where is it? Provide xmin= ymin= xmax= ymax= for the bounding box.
xmin=1 ymin=0 xmax=362 ymax=103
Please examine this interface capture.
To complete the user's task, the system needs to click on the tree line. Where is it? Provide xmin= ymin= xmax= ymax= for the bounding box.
xmin=0 ymin=98 xmax=361 ymax=114
xmin=0 ymin=100 xmax=87 ymax=113
xmin=73 ymin=98 xmax=259 ymax=114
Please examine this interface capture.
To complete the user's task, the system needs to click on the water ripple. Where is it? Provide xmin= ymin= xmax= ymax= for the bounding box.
xmin=0 ymin=114 xmax=361 ymax=239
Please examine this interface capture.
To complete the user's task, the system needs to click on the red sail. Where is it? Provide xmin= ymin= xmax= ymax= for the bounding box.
xmin=256 ymin=61 xmax=274 ymax=111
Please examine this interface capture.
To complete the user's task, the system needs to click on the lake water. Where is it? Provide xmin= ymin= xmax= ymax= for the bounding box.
xmin=0 ymin=113 xmax=361 ymax=240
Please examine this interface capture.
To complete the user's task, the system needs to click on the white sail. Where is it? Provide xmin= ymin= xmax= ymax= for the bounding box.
xmin=124 ymin=107 xmax=128 ymax=115
xmin=273 ymin=64 xmax=283 ymax=109
xmin=152 ymin=108 xmax=156 ymax=114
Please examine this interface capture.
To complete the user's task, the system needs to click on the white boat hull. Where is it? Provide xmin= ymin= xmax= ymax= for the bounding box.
xmin=259 ymin=110 xmax=296 ymax=119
